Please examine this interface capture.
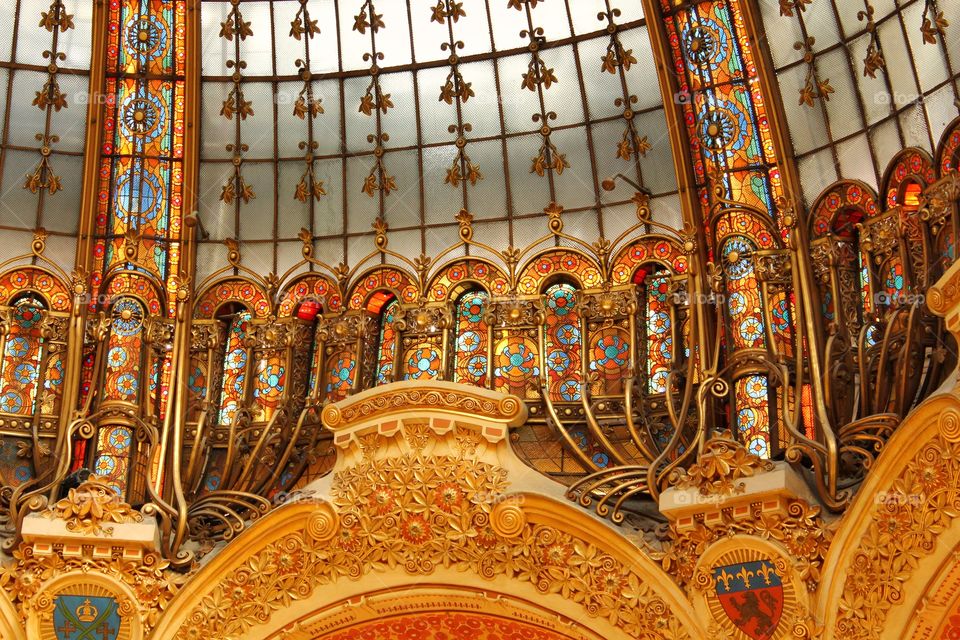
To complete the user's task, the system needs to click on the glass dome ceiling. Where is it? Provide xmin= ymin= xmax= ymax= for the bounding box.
xmin=195 ymin=0 xmax=679 ymax=280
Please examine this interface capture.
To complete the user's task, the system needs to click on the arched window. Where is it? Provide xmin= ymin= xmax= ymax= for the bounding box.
xmin=94 ymin=296 xmax=146 ymax=494
xmin=217 ymin=308 xmax=252 ymax=425
xmin=452 ymin=290 xmax=489 ymax=387
xmin=543 ymin=283 xmax=582 ymax=402
xmin=0 ymin=294 xmax=48 ymax=417
xmin=369 ymin=293 xmax=399 ymax=386
xmin=0 ymin=295 xmax=48 ymax=488
xmin=722 ymin=237 xmax=773 ymax=459
xmin=831 ymin=207 xmax=871 ymax=322
xmin=633 ymin=268 xmax=673 ymax=395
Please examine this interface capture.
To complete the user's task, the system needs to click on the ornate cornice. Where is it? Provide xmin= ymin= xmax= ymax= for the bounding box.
xmin=0 ymin=543 xmax=176 ymax=636
xmin=153 ymin=387 xmax=701 ymax=640
xmin=321 ymin=380 xmax=527 ymax=435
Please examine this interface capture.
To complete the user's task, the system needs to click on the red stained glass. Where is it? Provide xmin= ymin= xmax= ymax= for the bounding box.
xmin=518 ymin=251 xmax=602 ymax=296
xmin=938 ymin=119 xmax=960 ymax=175
xmin=0 ymin=268 xmax=71 ymax=312
xmin=882 ymin=149 xmax=936 ymax=209
xmin=195 ymin=279 xmax=271 ymax=319
xmin=350 ymin=268 xmax=418 ymax=310
xmin=610 ymin=238 xmax=688 ymax=285
xmin=375 ymin=299 xmax=400 ymax=386
xmin=278 ymin=275 xmax=340 ymax=317
xmin=427 ymin=260 xmax=508 ymax=302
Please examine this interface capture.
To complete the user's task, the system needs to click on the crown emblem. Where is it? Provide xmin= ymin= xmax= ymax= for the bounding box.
xmin=75 ymin=598 xmax=98 ymax=623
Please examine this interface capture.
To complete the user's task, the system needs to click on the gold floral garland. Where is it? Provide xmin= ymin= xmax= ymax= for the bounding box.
xmin=0 ymin=545 xmax=176 ymax=631
xmin=835 ymin=419 xmax=960 ymax=639
xmin=174 ymin=450 xmax=692 ymax=640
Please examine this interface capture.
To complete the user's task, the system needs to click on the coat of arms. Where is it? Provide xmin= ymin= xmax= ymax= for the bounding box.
xmin=713 ymin=560 xmax=784 ymax=640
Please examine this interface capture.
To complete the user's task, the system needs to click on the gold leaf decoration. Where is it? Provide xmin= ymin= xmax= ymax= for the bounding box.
xmin=858 ymin=5 xmax=886 ymax=78
xmin=530 ymin=139 xmax=570 ymax=177
xmin=42 ymin=474 xmax=143 ymax=537
xmin=617 ymin=129 xmax=651 ymax=161
xmin=39 ymin=0 xmax=73 ymax=32
xmin=522 ymin=58 xmax=558 ymax=91
xmin=601 ymin=42 xmax=636 ymax=74
xmin=353 ymin=1 xmax=385 ymax=35
xmin=835 ymin=427 xmax=960 ymax=637
xmin=668 ymin=431 xmax=776 ymax=497
xmin=779 ymin=0 xmax=811 ymax=17
xmin=220 ymin=1 xmax=253 ymax=40
xmin=222 ymin=144 xmax=255 ymax=204
xmin=171 ymin=451 xmax=692 ymax=640
xmin=24 ymin=134 xmax=61 ymax=195
xmin=921 ymin=9 xmax=949 ymax=45
xmin=0 ymin=545 xmax=176 ymax=633
xmin=295 ymin=141 xmax=326 ymax=202
xmin=289 ymin=0 xmax=320 ymax=41
xmin=794 ymin=37 xmax=832 ymax=107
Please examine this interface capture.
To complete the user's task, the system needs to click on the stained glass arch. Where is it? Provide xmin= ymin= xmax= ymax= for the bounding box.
xmin=543 ymin=281 xmax=583 ymax=403
xmin=451 ymin=288 xmax=490 ymax=388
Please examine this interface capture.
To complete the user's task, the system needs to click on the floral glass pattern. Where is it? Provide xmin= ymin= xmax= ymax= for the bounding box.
xmin=644 ymin=274 xmax=673 ymax=394
xmin=104 ymin=297 xmax=145 ymax=404
xmin=94 ymin=0 xmax=185 ymax=304
xmin=660 ymin=0 xmax=783 ymax=224
xmin=375 ymin=299 xmax=400 ymax=386
xmin=544 ymin=283 xmax=582 ymax=402
xmin=453 ymin=291 xmax=489 ymax=388
xmin=218 ymin=311 xmax=251 ymax=425
xmin=0 ymin=298 xmax=47 ymax=417
xmin=325 ymin=349 xmax=357 ymax=403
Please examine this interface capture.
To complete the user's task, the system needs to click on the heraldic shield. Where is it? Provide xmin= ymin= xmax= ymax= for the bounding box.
xmin=52 ymin=595 xmax=121 ymax=640
xmin=712 ymin=560 xmax=784 ymax=640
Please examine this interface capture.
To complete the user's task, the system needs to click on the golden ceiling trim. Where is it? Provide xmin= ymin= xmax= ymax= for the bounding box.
xmin=321 ymin=379 xmax=528 ymax=435
xmin=816 ymin=391 xmax=960 ymax=638
xmin=152 ymin=386 xmax=705 ymax=640
xmin=271 ymin=584 xmax=606 ymax=640
xmin=904 ymin=534 xmax=960 ymax=639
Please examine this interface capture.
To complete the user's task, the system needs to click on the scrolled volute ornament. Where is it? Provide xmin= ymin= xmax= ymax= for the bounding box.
xmin=939 ymin=408 xmax=960 ymax=443
xmin=490 ymin=497 xmax=526 ymax=538
xmin=305 ymin=501 xmax=340 ymax=544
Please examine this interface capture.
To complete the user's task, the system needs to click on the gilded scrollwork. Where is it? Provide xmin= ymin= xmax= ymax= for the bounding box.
xmin=42 ymin=475 xmax=143 ymax=537
xmin=834 ymin=411 xmax=960 ymax=639
xmin=171 ymin=410 xmax=693 ymax=640
xmin=0 ymin=544 xmax=176 ymax=632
